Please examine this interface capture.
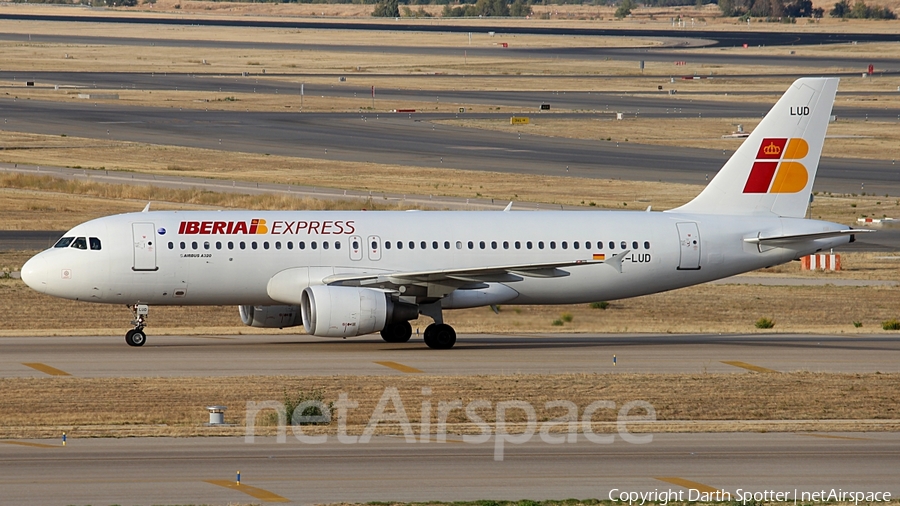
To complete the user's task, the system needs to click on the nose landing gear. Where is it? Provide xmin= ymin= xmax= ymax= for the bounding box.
xmin=126 ymin=304 xmax=149 ymax=347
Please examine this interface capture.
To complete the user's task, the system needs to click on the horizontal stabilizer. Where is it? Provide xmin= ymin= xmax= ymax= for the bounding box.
xmin=744 ymin=229 xmax=872 ymax=246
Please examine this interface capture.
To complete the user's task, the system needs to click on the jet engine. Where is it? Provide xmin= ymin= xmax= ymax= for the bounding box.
xmin=239 ymin=305 xmax=302 ymax=329
xmin=300 ymin=285 xmax=418 ymax=337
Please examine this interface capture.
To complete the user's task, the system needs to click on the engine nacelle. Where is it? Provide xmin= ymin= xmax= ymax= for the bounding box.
xmin=239 ymin=305 xmax=302 ymax=329
xmin=301 ymin=285 xmax=418 ymax=337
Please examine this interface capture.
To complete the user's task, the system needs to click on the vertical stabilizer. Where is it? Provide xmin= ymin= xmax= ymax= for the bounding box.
xmin=669 ymin=78 xmax=838 ymax=218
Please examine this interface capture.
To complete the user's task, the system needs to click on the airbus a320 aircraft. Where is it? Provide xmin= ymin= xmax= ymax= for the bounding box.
xmin=22 ymin=78 xmax=862 ymax=349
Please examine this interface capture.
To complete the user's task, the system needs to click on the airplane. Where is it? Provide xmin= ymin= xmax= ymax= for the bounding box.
xmin=21 ymin=77 xmax=864 ymax=349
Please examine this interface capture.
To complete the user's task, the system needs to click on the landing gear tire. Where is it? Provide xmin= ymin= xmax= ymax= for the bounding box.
xmin=423 ymin=323 xmax=456 ymax=350
xmin=125 ymin=328 xmax=146 ymax=347
xmin=380 ymin=321 xmax=413 ymax=343
xmin=126 ymin=304 xmax=149 ymax=347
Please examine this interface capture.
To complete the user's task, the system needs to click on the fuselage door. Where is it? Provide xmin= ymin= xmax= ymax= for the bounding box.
xmin=676 ymin=222 xmax=701 ymax=270
xmin=367 ymin=235 xmax=382 ymax=261
xmin=350 ymin=235 xmax=363 ymax=261
xmin=132 ymin=222 xmax=159 ymax=271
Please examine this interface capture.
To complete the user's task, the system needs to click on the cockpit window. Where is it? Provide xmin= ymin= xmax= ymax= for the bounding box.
xmin=89 ymin=237 xmax=102 ymax=251
xmin=71 ymin=237 xmax=88 ymax=250
xmin=54 ymin=237 xmax=74 ymax=248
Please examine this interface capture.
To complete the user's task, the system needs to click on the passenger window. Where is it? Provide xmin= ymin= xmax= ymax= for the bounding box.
xmin=491 ymin=241 xmax=497 ymax=250
xmin=573 ymin=242 xmax=579 ymax=250
xmin=562 ymin=241 xmax=568 ymax=250
xmin=621 ymin=241 xmax=627 ymax=250
xmin=597 ymin=241 xmax=603 ymax=250
xmin=352 ymin=240 xmax=360 ymax=250
xmin=421 ymin=241 xmax=427 ymax=250
xmin=299 ymin=241 xmax=305 ymax=250
xmin=168 ymin=242 xmax=174 ymax=250
xmin=251 ymin=242 xmax=257 ymax=250
xmin=204 ymin=241 xmax=210 ymax=250
xmin=71 ymin=237 xmax=87 ymax=250
xmin=89 ymin=237 xmax=102 ymax=250
xmin=503 ymin=241 xmax=509 ymax=249
xmin=323 ymin=241 xmax=329 ymax=250
xmin=396 ymin=241 xmax=403 ymax=250
xmin=550 ymin=241 xmax=556 ymax=250
xmin=275 ymin=241 xmax=281 ymax=250
xmin=228 ymin=241 xmax=234 ymax=250
xmin=632 ymin=241 xmax=639 ymax=250
xmin=432 ymin=241 xmax=439 ymax=250
xmin=409 ymin=241 xmax=415 ymax=250
xmin=456 ymin=241 xmax=462 ymax=249
xmin=468 ymin=241 xmax=474 ymax=250
xmin=216 ymin=241 xmax=222 ymax=250
xmin=385 ymin=241 xmax=392 ymax=250
xmin=479 ymin=241 xmax=485 ymax=249
xmin=334 ymin=241 xmax=341 ymax=250
xmin=240 ymin=242 xmax=246 ymax=250
xmin=444 ymin=241 xmax=451 ymax=250
xmin=609 ymin=241 xmax=615 ymax=249
xmin=287 ymin=242 xmax=293 ymax=250
xmin=515 ymin=241 xmax=521 ymax=249
xmin=192 ymin=241 xmax=198 ymax=250
xmin=538 ymin=241 xmax=545 ymax=249
xmin=180 ymin=242 xmax=186 ymax=250
xmin=312 ymin=242 xmax=318 ymax=250
xmin=54 ymin=237 xmax=74 ymax=248
xmin=526 ymin=241 xmax=532 ymax=249
xmin=644 ymin=241 xmax=651 ymax=249
xmin=263 ymin=242 xmax=269 ymax=250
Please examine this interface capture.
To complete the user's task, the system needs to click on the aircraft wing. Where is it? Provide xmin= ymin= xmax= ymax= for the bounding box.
xmin=322 ymin=258 xmax=607 ymax=291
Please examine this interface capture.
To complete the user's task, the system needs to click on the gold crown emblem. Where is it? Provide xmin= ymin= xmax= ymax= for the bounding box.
xmin=763 ymin=142 xmax=782 ymax=156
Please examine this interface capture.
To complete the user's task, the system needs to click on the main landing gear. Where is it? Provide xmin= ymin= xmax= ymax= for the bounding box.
xmin=125 ymin=304 xmax=149 ymax=347
xmin=423 ymin=323 xmax=456 ymax=350
xmin=381 ymin=321 xmax=456 ymax=349
xmin=380 ymin=321 xmax=413 ymax=343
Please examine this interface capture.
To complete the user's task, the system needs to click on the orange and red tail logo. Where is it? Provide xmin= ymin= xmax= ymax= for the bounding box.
xmin=742 ymin=138 xmax=809 ymax=194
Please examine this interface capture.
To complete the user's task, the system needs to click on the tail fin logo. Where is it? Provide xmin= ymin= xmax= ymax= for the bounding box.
xmin=743 ymin=138 xmax=809 ymax=194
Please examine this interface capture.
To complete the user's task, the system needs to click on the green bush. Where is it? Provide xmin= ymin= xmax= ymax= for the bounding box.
xmin=561 ymin=312 xmax=574 ymax=323
xmin=590 ymin=301 xmax=610 ymax=310
xmin=266 ymin=388 xmax=333 ymax=426
xmin=551 ymin=319 xmax=564 ymax=326
xmin=755 ymin=317 xmax=775 ymax=329
xmin=883 ymin=319 xmax=900 ymax=331
xmin=853 ymin=321 xmax=863 ymax=328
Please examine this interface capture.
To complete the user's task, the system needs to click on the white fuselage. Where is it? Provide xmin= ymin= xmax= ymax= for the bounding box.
xmin=23 ymin=209 xmax=850 ymax=308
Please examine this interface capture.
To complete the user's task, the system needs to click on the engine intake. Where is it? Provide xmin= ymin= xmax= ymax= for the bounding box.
xmin=239 ymin=305 xmax=302 ymax=329
xmin=301 ymin=285 xmax=418 ymax=337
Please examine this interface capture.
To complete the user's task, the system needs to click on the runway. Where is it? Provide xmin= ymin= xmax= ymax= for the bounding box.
xmin=3 ymin=334 xmax=900 ymax=378
xmin=1 ymin=433 xmax=898 ymax=505
xmin=5 ymin=70 xmax=900 ymax=121
xmin=4 ymin=12 xmax=900 ymax=48
xmin=2 ymin=97 xmax=899 ymax=195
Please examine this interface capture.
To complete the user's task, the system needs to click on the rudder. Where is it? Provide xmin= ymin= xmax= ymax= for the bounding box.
xmin=669 ymin=78 xmax=838 ymax=218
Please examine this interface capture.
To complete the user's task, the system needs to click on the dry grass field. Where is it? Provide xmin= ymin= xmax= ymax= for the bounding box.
xmin=10 ymin=1 xmax=899 ymax=33
xmin=439 ymin=116 xmax=900 ymax=161
xmin=2 ymin=372 xmax=898 ymax=438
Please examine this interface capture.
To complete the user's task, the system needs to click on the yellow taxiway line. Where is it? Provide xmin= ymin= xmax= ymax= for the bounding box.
xmin=655 ymin=476 xmax=722 ymax=494
xmin=204 ymin=479 xmax=289 ymax=502
xmin=1 ymin=441 xmax=61 ymax=449
xmin=721 ymin=361 xmax=778 ymax=373
xmin=374 ymin=361 xmax=423 ymax=373
xmin=22 ymin=363 xmax=71 ymax=376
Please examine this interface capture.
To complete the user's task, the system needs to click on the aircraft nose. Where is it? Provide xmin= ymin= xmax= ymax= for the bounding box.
xmin=21 ymin=254 xmax=49 ymax=293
